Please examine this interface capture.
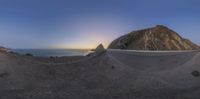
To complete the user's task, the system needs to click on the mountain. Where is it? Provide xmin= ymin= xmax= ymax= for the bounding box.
xmin=108 ymin=25 xmax=199 ymax=50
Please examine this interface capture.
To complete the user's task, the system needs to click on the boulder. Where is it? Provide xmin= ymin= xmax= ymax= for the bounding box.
xmin=0 ymin=46 xmax=8 ymax=52
xmin=25 ymin=53 xmax=33 ymax=56
xmin=87 ymin=44 xmax=106 ymax=57
xmin=95 ymin=44 xmax=105 ymax=53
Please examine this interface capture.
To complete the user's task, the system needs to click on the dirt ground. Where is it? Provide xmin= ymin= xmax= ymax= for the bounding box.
xmin=0 ymin=51 xmax=200 ymax=99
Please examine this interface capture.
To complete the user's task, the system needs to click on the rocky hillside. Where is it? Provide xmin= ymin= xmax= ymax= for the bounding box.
xmin=108 ymin=25 xmax=199 ymax=50
xmin=0 ymin=46 xmax=8 ymax=52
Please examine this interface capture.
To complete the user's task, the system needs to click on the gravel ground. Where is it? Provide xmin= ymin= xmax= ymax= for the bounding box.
xmin=0 ymin=51 xmax=200 ymax=99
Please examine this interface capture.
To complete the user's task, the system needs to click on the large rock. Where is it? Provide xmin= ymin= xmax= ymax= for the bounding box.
xmin=108 ymin=25 xmax=200 ymax=50
xmin=87 ymin=44 xmax=105 ymax=57
xmin=95 ymin=44 xmax=105 ymax=52
xmin=0 ymin=46 xmax=8 ymax=52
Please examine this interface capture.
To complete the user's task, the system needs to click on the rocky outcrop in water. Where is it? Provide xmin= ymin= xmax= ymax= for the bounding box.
xmin=108 ymin=25 xmax=199 ymax=50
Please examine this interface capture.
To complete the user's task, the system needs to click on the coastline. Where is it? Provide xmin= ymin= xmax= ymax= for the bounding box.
xmin=11 ymin=49 xmax=92 ymax=57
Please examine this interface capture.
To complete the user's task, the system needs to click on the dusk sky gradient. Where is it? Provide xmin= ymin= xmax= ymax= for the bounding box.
xmin=0 ymin=0 xmax=200 ymax=49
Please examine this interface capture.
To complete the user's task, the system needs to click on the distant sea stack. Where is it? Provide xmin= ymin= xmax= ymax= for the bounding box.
xmin=108 ymin=25 xmax=200 ymax=50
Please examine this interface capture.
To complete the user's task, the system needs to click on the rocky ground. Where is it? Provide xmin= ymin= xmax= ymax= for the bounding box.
xmin=0 ymin=50 xmax=200 ymax=99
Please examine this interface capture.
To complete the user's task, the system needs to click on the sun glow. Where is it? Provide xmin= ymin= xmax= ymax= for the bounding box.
xmin=51 ymin=16 xmax=124 ymax=49
xmin=54 ymin=37 xmax=109 ymax=49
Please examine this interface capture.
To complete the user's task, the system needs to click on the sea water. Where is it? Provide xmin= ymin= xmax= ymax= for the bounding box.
xmin=12 ymin=49 xmax=91 ymax=57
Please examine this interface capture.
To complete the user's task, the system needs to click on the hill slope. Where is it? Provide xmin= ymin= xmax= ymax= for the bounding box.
xmin=108 ymin=25 xmax=199 ymax=50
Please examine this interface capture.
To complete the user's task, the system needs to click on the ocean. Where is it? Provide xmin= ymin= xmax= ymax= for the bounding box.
xmin=12 ymin=49 xmax=92 ymax=57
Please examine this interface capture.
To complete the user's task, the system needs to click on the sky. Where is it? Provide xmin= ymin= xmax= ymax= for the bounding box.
xmin=0 ymin=0 xmax=200 ymax=49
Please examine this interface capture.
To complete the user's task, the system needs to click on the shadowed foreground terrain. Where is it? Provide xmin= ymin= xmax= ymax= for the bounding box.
xmin=0 ymin=50 xmax=200 ymax=99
